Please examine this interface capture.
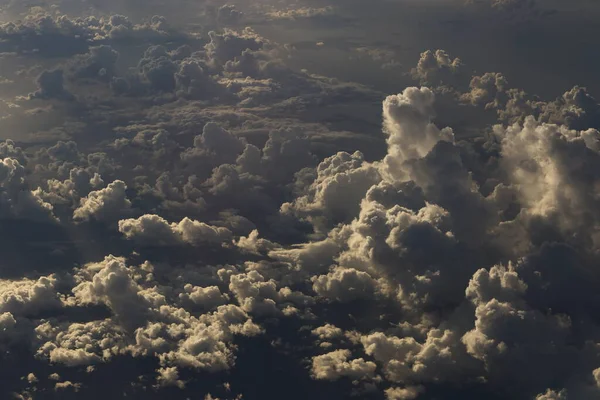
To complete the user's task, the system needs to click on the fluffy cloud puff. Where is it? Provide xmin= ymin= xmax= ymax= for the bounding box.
xmin=73 ymin=180 xmax=132 ymax=222
xmin=381 ymin=87 xmax=454 ymax=181
xmin=282 ymin=151 xmax=381 ymax=231
xmin=411 ymin=50 xmax=463 ymax=87
xmin=36 ymin=256 xmax=263 ymax=375
xmin=311 ymin=349 xmax=377 ymax=381
xmin=496 ymin=117 xmax=600 ymax=247
xmin=0 ymin=158 xmax=56 ymax=221
xmin=118 ymin=214 xmax=233 ymax=246
xmin=0 ymin=275 xmax=62 ymax=316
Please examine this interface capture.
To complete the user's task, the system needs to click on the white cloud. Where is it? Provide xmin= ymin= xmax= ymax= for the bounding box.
xmin=119 ymin=214 xmax=233 ymax=246
xmin=156 ymin=366 xmax=185 ymax=389
xmin=381 ymin=87 xmax=454 ymax=181
xmin=0 ymin=275 xmax=62 ymax=316
xmin=281 ymin=151 xmax=381 ymax=231
xmin=312 ymin=267 xmax=377 ymax=302
xmin=385 ymin=386 xmax=424 ymax=400
xmin=73 ymin=180 xmax=131 ymax=222
xmin=311 ymin=324 xmax=343 ymax=341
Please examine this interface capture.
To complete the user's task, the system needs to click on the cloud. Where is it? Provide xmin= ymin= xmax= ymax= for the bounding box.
xmin=282 ymin=151 xmax=380 ymax=231
xmin=265 ymin=7 xmax=335 ymax=21
xmin=119 ymin=214 xmax=233 ymax=246
xmin=0 ymin=312 xmax=18 ymax=341
xmin=54 ymin=380 xmax=82 ymax=392
xmin=29 ymin=69 xmax=74 ymax=101
xmin=69 ymin=45 xmax=120 ymax=81
xmin=217 ymin=5 xmax=243 ymax=25
xmin=235 ymin=229 xmax=279 ymax=254
xmin=384 ymin=386 xmax=424 ymax=400
xmin=311 ymin=324 xmax=343 ymax=341
xmin=534 ymin=390 xmax=568 ymax=400
xmin=0 ymin=158 xmax=57 ymax=221
xmin=73 ymin=180 xmax=132 ymax=222
xmin=72 ymin=255 xmax=153 ymax=330
xmin=411 ymin=50 xmax=464 ymax=87
xmin=0 ymin=3 xmax=600 ymax=399
xmin=38 ymin=167 xmax=103 ymax=205
xmin=496 ymin=117 xmax=600 ymax=246
xmin=381 ymin=87 xmax=454 ymax=181
xmin=311 ymin=349 xmax=377 ymax=381
xmin=268 ymin=238 xmax=339 ymax=273
xmin=205 ymin=28 xmax=265 ymax=67
xmin=137 ymin=45 xmax=178 ymax=92
xmin=180 ymin=122 xmax=246 ymax=177
xmin=539 ymin=86 xmax=600 ymax=130
xmin=360 ymin=328 xmax=467 ymax=385
xmin=312 ymin=266 xmax=377 ymax=302
xmin=0 ymin=275 xmax=62 ymax=316
xmin=35 ymin=255 xmax=264 ymax=377
xmin=155 ymin=366 xmax=185 ymax=389
xmin=179 ymin=285 xmax=229 ymax=311
xmin=0 ymin=13 xmax=92 ymax=56
xmin=461 ymin=72 xmax=510 ymax=108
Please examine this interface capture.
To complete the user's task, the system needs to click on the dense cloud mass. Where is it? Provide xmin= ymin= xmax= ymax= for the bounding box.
xmin=0 ymin=0 xmax=599 ymax=399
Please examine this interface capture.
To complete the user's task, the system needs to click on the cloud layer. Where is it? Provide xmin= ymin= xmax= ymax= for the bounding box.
xmin=0 ymin=1 xmax=599 ymax=400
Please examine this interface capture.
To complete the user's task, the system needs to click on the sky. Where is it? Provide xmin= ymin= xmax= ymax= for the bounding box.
xmin=0 ymin=0 xmax=599 ymax=399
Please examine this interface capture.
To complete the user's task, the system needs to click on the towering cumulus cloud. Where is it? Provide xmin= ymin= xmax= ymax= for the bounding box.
xmin=0 ymin=1 xmax=599 ymax=400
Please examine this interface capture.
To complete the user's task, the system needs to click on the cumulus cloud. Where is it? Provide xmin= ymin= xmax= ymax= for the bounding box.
xmin=381 ymin=87 xmax=454 ymax=180
xmin=54 ymin=380 xmax=82 ymax=391
xmin=461 ymin=72 xmax=510 ymax=108
xmin=0 ymin=275 xmax=62 ymax=316
xmin=235 ymin=229 xmax=279 ymax=254
xmin=217 ymin=5 xmax=243 ymax=25
xmin=311 ymin=349 xmax=376 ymax=381
xmin=118 ymin=214 xmax=233 ymax=246
xmin=205 ymin=28 xmax=265 ymax=67
xmin=0 ymin=3 xmax=600 ymax=399
xmin=36 ymin=255 xmax=263 ymax=377
xmin=73 ymin=180 xmax=132 ymax=222
xmin=0 ymin=312 xmax=18 ymax=340
xmin=411 ymin=50 xmax=463 ymax=87
xmin=179 ymin=285 xmax=229 ymax=311
xmin=156 ymin=367 xmax=185 ymax=389
xmin=384 ymin=386 xmax=424 ymax=400
xmin=180 ymin=122 xmax=246 ymax=177
xmin=312 ymin=267 xmax=378 ymax=302
xmin=69 ymin=45 xmax=120 ymax=81
xmin=282 ymin=151 xmax=380 ymax=231
xmin=312 ymin=324 xmax=343 ymax=341
xmin=535 ymin=389 xmax=568 ymax=400
xmin=539 ymin=86 xmax=600 ymax=130
xmin=29 ymin=69 xmax=75 ymax=101
xmin=0 ymin=158 xmax=56 ymax=221
xmin=360 ymin=328 xmax=469 ymax=387
xmin=496 ymin=117 xmax=600 ymax=247
xmin=72 ymin=256 xmax=153 ymax=330
xmin=265 ymin=7 xmax=335 ymax=21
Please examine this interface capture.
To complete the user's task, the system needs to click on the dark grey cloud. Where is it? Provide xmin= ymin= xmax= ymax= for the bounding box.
xmin=29 ymin=69 xmax=74 ymax=101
